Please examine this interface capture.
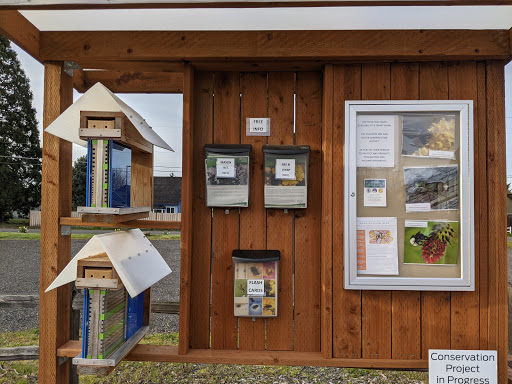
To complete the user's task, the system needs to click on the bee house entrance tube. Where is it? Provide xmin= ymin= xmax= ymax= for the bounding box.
xmin=204 ymin=144 xmax=252 ymax=208
xmin=263 ymin=145 xmax=310 ymax=209
xmin=232 ymin=250 xmax=280 ymax=318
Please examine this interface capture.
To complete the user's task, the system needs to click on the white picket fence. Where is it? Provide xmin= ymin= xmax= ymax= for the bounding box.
xmin=29 ymin=210 xmax=180 ymax=227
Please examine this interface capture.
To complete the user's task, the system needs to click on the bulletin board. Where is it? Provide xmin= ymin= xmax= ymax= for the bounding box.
xmin=344 ymin=101 xmax=474 ymax=291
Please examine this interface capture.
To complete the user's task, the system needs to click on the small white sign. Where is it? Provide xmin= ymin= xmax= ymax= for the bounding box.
xmin=275 ymin=159 xmax=296 ymax=180
xmin=216 ymin=158 xmax=235 ymax=178
xmin=247 ymin=118 xmax=270 ymax=136
xmin=247 ymin=279 xmax=264 ymax=296
xmin=429 ymin=349 xmax=497 ymax=384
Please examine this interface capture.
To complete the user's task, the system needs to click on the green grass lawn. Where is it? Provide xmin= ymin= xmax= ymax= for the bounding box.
xmin=0 ymin=329 xmax=428 ymax=383
xmin=0 ymin=232 xmax=180 ymax=241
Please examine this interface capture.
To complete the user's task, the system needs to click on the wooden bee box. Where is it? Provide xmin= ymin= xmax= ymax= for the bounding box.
xmin=76 ymin=253 xmax=124 ymax=290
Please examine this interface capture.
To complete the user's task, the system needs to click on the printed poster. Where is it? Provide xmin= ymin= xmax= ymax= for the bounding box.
xmin=357 ymin=217 xmax=398 ymax=275
xmin=205 ymin=155 xmax=249 ymax=207
xmin=356 ymin=115 xmax=395 ymax=168
xmin=363 ymin=179 xmax=387 ymax=207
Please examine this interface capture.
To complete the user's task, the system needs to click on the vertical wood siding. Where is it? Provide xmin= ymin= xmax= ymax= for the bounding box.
xmin=184 ymin=62 xmax=507 ymax=381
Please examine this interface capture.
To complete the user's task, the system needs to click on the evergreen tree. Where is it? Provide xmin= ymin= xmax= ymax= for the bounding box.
xmin=0 ymin=35 xmax=41 ymax=221
xmin=72 ymin=155 xmax=87 ymax=209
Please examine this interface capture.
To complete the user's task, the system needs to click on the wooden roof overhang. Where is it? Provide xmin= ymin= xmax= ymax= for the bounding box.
xmin=2 ymin=0 xmax=512 ymax=9
xmin=1 ymin=8 xmax=512 ymax=93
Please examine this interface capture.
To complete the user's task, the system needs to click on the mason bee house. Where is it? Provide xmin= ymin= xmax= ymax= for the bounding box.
xmin=45 ymin=82 xmax=173 ymax=221
xmin=46 ymin=229 xmax=171 ymax=375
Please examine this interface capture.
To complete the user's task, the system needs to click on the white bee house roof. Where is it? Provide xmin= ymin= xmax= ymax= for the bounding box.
xmin=45 ymin=82 xmax=173 ymax=152
xmin=45 ymin=229 xmax=172 ymax=298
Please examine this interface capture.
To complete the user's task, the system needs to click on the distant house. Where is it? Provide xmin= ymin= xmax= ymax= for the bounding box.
xmin=153 ymin=176 xmax=182 ymax=214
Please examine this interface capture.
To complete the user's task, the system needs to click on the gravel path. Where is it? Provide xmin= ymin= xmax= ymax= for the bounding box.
xmin=0 ymin=239 xmax=181 ymax=333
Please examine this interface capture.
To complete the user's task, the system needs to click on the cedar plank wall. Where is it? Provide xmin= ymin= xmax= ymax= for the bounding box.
xmin=190 ymin=71 xmax=323 ymax=352
xmin=186 ymin=63 xmax=507 ymax=379
xmin=330 ymin=61 xmax=507 ymax=377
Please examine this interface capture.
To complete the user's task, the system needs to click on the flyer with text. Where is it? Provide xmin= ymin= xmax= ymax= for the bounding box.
xmin=357 ymin=217 xmax=398 ymax=275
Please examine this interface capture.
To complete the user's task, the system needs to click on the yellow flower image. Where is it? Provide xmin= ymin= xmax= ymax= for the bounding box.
xmin=413 ymin=117 xmax=455 ymax=156
xmin=280 ymin=164 xmax=305 ymax=186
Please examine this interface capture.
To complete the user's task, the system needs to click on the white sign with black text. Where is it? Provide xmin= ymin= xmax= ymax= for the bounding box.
xmin=247 ymin=279 xmax=264 ymax=296
xmin=216 ymin=158 xmax=235 ymax=178
xmin=429 ymin=349 xmax=497 ymax=384
xmin=246 ymin=118 xmax=270 ymax=136
xmin=275 ymin=159 xmax=296 ymax=180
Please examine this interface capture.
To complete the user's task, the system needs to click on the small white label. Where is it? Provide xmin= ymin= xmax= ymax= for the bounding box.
xmin=429 ymin=349 xmax=497 ymax=384
xmin=429 ymin=149 xmax=455 ymax=159
xmin=247 ymin=118 xmax=270 ymax=136
xmin=247 ymin=279 xmax=264 ymax=296
xmin=275 ymin=159 xmax=296 ymax=180
xmin=216 ymin=158 xmax=235 ymax=178
xmin=404 ymin=220 xmax=429 ymax=228
xmin=406 ymin=202 xmax=431 ymax=212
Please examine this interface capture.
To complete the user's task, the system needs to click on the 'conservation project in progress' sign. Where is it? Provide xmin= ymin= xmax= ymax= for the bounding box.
xmin=429 ymin=350 xmax=497 ymax=384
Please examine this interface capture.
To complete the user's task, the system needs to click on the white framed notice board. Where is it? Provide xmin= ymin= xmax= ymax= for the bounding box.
xmin=344 ymin=100 xmax=474 ymax=291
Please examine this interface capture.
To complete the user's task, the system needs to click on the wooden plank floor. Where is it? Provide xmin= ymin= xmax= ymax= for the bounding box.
xmin=57 ymin=341 xmax=428 ymax=369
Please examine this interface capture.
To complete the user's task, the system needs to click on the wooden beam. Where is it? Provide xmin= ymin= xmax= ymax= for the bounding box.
xmin=0 ymin=346 xmax=39 ymax=361
xmin=75 ymin=59 xmax=185 ymax=72
xmin=57 ymin=341 xmax=429 ymax=369
xmin=39 ymin=61 xmax=73 ymax=384
xmin=2 ymin=1 xmax=512 ymax=9
xmin=40 ymin=30 xmax=510 ymax=63
xmin=73 ymin=69 xmax=184 ymax=93
xmin=0 ymin=10 xmax=40 ymax=61
xmin=59 ymin=216 xmax=181 ymax=229
xmin=178 ymin=64 xmax=194 ymax=355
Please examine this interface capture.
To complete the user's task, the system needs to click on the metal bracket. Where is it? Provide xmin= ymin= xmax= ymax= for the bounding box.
xmin=58 ymin=356 xmax=68 ymax=366
xmin=60 ymin=225 xmax=71 ymax=236
xmin=63 ymin=61 xmax=81 ymax=77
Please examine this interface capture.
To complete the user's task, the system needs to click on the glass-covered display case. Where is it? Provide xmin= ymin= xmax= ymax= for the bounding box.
xmin=344 ymin=101 xmax=474 ymax=291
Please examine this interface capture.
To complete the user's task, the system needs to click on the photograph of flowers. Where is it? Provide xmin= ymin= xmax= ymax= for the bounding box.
xmin=404 ymin=221 xmax=459 ymax=265
xmin=402 ymin=114 xmax=456 ymax=159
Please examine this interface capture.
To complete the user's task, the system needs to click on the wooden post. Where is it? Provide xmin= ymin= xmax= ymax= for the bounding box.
xmin=39 ymin=62 xmax=73 ymax=383
xmin=321 ymin=64 xmax=334 ymax=359
xmin=178 ymin=64 xmax=194 ymax=355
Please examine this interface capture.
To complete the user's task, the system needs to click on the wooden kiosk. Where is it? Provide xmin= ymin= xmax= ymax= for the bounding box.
xmin=0 ymin=2 xmax=509 ymax=383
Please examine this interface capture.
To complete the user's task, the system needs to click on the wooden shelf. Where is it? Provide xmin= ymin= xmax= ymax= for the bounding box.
xmin=60 ymin=217 xmax=180 ymax=230
xmin=57 ymin=341 xmax=428 ymax=370
xmin=79 ymin=212 xmax=149 ymax=224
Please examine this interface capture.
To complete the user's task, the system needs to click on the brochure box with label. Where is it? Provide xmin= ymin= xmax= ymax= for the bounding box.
xmin=232 ymin=250 xmax=280 ymax=318
xmin=204 ymin=144 xmax=252 ymax=208
xmin=263 ymin=145 xmax=310 ymax=209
